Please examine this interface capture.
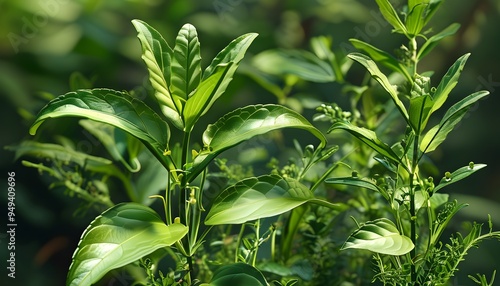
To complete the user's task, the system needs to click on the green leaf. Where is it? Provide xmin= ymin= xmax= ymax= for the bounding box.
xmin=170 ymin=23 xmax=202 ymax=111
xmin=342 ymin=218 xmax=414 ymax=255
xmin=421 ymin=91 xmax=489 ymax=153
xmin=205 ymin=175 xmax=337 ymax=225
xmin=375 ymin=0 xmax=407 ymax=34
xmin=433 ymin=163 xmax=487 ymax=194
xmin=189 ymin=104 xmax=326 ymax=181
xmin=418 ymin=23 xmax=460 ymax=59
xmin=67 ymin=203 xmax=188 ymax=286
xmin=349 ymin=39 xmax=411 ymax=81
xmin=29 ymin=88 xmax=175 ymax=175
xmin=348 ymin=53 xmax=409 ymax=121
xmin=430 ymin=53 xmax=470 ymax=114
xmin=328 ymin=121 xmax=401 ymax=165
xmin=252 ymin=49 xmax=335 ymax=82
xmin=325 ymin=177 xmax=382 ymax=193
xmin=209 ymin=263 xmax=268 ymax=286
xmin=406 ymin=0 xmax=429 ymax=36
xmin=132 ymin=20 xmax=183 ymax=130
xmin=409 ymin=93 xmax=434 ymax=133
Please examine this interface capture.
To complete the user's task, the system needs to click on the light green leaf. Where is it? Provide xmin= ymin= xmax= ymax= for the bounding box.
xmin=209 ymin=263 xmax=268 ymax=286
xmin=348 ymin=53 xmax=409 ymax=121
xmin=433 ymin=163 xmax=487 ymax=194
xmin=189 ymin=104 xmax=326 ymax=181
xmin=342 ymin=218 xmax=414 ymax=255
xmin=375 ymin=0 xmax=407 ymax=34
xmin=325 ymin=177 xmax=382 ymax=193
xmin=430 ymin=53 xmax=470 ymax=114
xmin=350 ymin=39 xmax=411 ymax=81
xmin=252 ymin=49 xmax=335 ymax=82
xmin=406 ymin=0 xmax=429 ymax=36
xmin=132 ymin=19 xmax=183 ymax=130
xmin=28 ymin=88 xmax=175 ymax=175
xmin=67 ymin=203 xmax=188 ymax=286
xmin=328 ymin=121 xmax=401 ymax=165
xmin=418 ymin=23 xmax=460 ymax=59
xmin=205 ymin=175 xmax=337 ymax=225
xmin=170 ymin=23 xmax=202 ymax=111
xmin=421 ymin=91 xmax=489 ymax=153
xmin=409 ymin=93 xmax=434 ymax=133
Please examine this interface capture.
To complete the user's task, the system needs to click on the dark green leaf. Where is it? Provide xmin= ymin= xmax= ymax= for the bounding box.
xmin=209 ymin=263 xmax=268 ymax=286
xmin=67 ymin=203 xmax=188 ymax=286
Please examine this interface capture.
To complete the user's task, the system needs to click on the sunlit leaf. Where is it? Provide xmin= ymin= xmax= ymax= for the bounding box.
xmin=418 ymin=23 xmax=460 ymax=59
xmin=375 ymin=0 xmax=407 ymax=34
xmin=326 ymin=176 xmax=382 ymax=193
xmin=209 ymin=263 xmax=268 ymax=286
xmin=433 ymin=163 xmax=487 ymax=194
xmin=406 ymin=0 xmax=428 ymax=36
xmin=342 ymin=218 xmax=414 ymax=255
xmin=67 ymin=203 xmax=188 ymax=286
xmin=205 ymin=175 xmax=337 ymax=225
xmin=409 ymin=93 xmax=434 ymax=133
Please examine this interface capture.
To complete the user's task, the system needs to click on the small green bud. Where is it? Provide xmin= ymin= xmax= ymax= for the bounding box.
xmin=351 ymin=170 xmax=358 ymax=178
xmin=445 ymin=171 xmax=452 ymax=181
xmin=469 ymin=161 xmax=475 ymax=169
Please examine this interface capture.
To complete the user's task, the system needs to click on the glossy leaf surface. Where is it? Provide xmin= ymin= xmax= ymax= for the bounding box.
xmin=67 ymin=203 xmax=188 ymax=286
xmin=208 ymin=263 xmax=268 ymax=286
xmin=433 ymin=163 xmax=487 ymax=194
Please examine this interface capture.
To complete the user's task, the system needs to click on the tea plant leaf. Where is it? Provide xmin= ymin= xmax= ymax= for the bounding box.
xmin=421 ymin=90 xmax=489 ymax=153
xmin=205 ymin=175 xmax=336 ymax=225
xmin=170 ymin=23 xmax=202 ymax=110
xmin=350 ymin=39 xmax=411 ymax=81
xmin=252 ymin=49 xmax=335 ymax=82
xmin=375 ymin=0 xmax=407 ymax=34
xmin=189 ymin=104 xmax=326 ymax=181
xmin=348 ymin=53 xmax=409 ymax=121
xmin=432 ymin=163 xmax=487 ymax=194
xmin=29 ymin=89 xmax=175 ymax=174
xmin=342 ymin=218 xmax=414 ymax=255
xmin=67 ymin=203 xmax=188 ymax=286
xmin=418 ymin=23 xmax=460 ymax=59
xmin=208 ymin=263 xmax=268 ymax=286
xmin=329 ymin=121 xmax=401 ymax=165
xmin=430 ymin=53 xmax=470 ymax=114
xmin=132 ymin=20 xmax=183 ymax=130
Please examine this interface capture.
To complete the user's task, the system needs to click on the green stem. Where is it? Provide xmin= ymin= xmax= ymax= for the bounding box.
xmin=251 ymin=220 xmax=261 ymax=267
xmin=409 ymin=133 xmax=419 ymax=283
xmin=235 ymin=224 xmax=246 ymax=263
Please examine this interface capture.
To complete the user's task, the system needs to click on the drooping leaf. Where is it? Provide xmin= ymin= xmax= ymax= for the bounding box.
xmin=28 ymin=89 xmax=176 ymax=175
xmin=252 ymin=49 xmax=335 ymax=82
xmin=418 ymin=23 xmax=460 ymax=59
xmin=205 ymin=175 xmax=337 ymax=225
xmin=432 ymin=163 xmax=487 ymax=194
xmin=350 ymin=39 xmax=411 ymax=81
xmin=420 ymin=91 xmax=489 ymax=153
xmin=329 ymin=121 xmax=401 ymax=165
xmin=132 ymin=20 xmax=183 ymax=129
xmin=208 ymin=263 xmax=268 ymax=286
xmin=67 ymin=203 xmax=188 ymax=286
xmin=375 ymin=0 xmax=407 ymax=34
xmin=342 ymin=218 xmax=414 ymax=255
xmin=189 ymin=104 xmax=326 ymax=181
xmin=348 ymin=53 xmax=409 ymax=121
xmin=170 ymin=23 xmax=202 ymax=110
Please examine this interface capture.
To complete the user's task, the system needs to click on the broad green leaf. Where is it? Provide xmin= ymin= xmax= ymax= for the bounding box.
xmin=209 ymin=263 xmax=268 ymax=286
xmin=79 ymin=120 xmax=141 ymax=173
xmin=252 ymin=49 xmax=335 ymax=82
xmin=418 ymin=23 xmax=460 ymax=59
xmin=350 ymin=39 xmax=411 ymax=81
xmin=421 ymin=91 xmax=489 ymax=153
xmin=67 ymin=203 xmax=188 ymax=286
xmin=430 ymin=53 xmax=470 ymax=114
xmin=28 ymin=89 xmax=176 ymax=175
xmin=409 ymin=93 xmax=434 ymax=133
xmin=170 ymin=23 xmax=202 ymax=111
xmin=433 ymin=163 xmax=487 ymax=194
xmin=375 ymin=0 xmax=407 ymax=34
xmin=189 ymin=104 xmax=326 ymax=181
xmin=348 ymin=53 xmax=409 ymax=121
xmin=205 ymin=175 xmax=337 ymax=225
xmin=329 ymin=121 xmax=401 ymax=165
xmin=325 ymin=177 xmax=382 ymax=193
xmin=132 ymin=20 xmax=183 ymax=130
xmin=406 ymin=0 xmax=429 ymax=36
xmin=342 ymin=218 xmax=414 ymax=255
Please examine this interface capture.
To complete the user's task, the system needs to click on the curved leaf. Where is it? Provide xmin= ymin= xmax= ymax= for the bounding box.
xmin=189 ymin=104 xmax=326 ymax=181
xmin=418 ymin=23 xmax=460 ymax=59
xmin=132 ymin=19 xmax=183 ymax=129
xmin=432 ymin=163 xmax=487 ymax=194
xmin=342 ymin=218 xmax=414 ymax=255
xmin=67 ymin=203 xmax=188 ymax=286
xmin=326 ymin=176 xmax=382 ymax=193
xmin=375 ymin=0 xmax=407 ymax=34
xmin=406 ymin=1 xmax=428 ymax=36
xmin=209 ymin=263 xmax=268 ymax=286
xmin=205 ymin=175 xmax=336 ymax=225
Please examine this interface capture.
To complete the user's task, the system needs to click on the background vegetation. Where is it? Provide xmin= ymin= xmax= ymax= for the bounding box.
xmin=1 ymin=0 xmax=499 ymax=285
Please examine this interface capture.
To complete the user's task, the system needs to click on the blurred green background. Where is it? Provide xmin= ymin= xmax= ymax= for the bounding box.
xmin=1 ymin=0 xmax=499 ymax=285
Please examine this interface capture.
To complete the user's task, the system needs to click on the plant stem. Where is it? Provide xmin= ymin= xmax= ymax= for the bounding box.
xmin=409 ymin=132 xmax=419 ymax=283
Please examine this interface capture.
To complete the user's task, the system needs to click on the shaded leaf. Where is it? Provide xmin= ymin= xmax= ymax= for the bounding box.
xmin=209 ymin=263 xmax=268 ymax=286
xmin=67 ymin=203 xmax=188 ymax=286
xmin=342 ymin=218 xmax=414 ymax=255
